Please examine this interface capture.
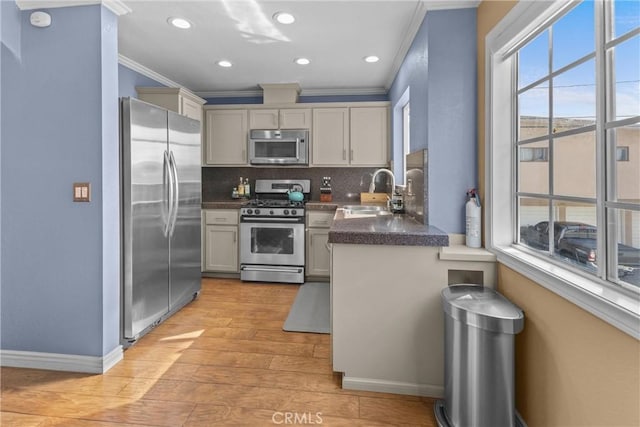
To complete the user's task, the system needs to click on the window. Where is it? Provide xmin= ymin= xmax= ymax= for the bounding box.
xmin=486 ymin=0 xmax=640 ymax=338
xmin=393 ymin=86 xmax=411 ymax=184
xmin=403 ymin=101 xmax=411 ymax=176
xmin=616 ymin=146 xmax=629 ymax=161
xmin=520 ymin=146 xmax=549 ymax=162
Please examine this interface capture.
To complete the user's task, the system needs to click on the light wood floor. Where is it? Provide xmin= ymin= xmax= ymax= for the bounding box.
xmin=1 ymin=278 xmax=438 ymax=426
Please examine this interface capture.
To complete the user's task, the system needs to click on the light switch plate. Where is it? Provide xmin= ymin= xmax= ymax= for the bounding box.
xmin=73 ymin=182 xmax=91 ymax=202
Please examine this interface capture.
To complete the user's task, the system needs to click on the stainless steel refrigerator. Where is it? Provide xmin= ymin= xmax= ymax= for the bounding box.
xmin=120 ymin=97 xmax=201 ymax=344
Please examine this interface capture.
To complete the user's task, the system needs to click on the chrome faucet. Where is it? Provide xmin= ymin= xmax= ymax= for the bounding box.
xmin=369 ymin=168 xmax=405 ymax=213
xmin=369 ymin=168 xmax=396 ymax=195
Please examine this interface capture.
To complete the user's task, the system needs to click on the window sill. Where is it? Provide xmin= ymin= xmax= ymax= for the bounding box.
xmin=491 ymin=245 xmax=640 ymax=339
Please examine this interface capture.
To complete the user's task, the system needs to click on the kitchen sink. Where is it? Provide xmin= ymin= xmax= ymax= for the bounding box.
xmin=340 ymin=205 xmax=392 ymax=218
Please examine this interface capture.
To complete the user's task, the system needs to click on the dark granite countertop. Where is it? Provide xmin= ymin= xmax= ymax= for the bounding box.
xmin=203 ymin=200 xmax=343 ymax=211
xmin=329 ymin=209 xmax=449 ymax=247
xmin=202 ymin=200 xmax=246 ymax=210
xmin=305 ymin=202 xmax=340 ymax=211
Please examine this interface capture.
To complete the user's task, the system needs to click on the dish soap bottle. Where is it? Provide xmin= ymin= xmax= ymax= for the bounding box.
xmin=238 ymin=177 xmax=245 ymax=197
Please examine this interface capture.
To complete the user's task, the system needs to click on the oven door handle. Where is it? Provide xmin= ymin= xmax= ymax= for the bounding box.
xmin=240 ymin=266 xmax=303 ymax=273
xmin=242 ymin=217 xmax=303 ymax=223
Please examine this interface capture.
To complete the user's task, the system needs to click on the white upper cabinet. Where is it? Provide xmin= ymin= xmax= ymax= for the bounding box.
xmin=249 ymin=108 xmax=311 ymax=129
xmin=136 ymin=87 xmax=205 ymax=122
xmin=312 ymin=108 xmax=350 ymax=166
xmin=312 ymin=106 xmax=389 ymax=167
xmin=279 ymin=109 xmax=312 ymax=129
xmin=203 ymin=102 xmax=388 ymax=167
xmin=204 ymin=109 xmax=248 ymax=165
xmin=249 ymin=109 xmax=279 ymax=129
xmin=349 ymin=107 xmax=389 ymax=166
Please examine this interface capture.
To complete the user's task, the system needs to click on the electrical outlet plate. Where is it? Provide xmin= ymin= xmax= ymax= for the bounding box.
xmin=73 ymin=182 xmax=91 ymax=202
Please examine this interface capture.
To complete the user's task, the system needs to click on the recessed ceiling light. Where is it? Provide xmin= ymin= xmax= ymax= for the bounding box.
xmin=274 ymin=12 xmax=295 ymax=24
xmin=168 ymin=17 xmax=191 ymax=29
xmin=294 ymin=57 xmax=310 ymax=65
xmin=364 ymin=55 xmax=380 ymax=63
xmin=217 ymin=60 xmax=233 ymax=68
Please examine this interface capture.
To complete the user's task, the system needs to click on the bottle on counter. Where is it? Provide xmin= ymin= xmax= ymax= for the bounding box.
xmin=238 ymin=177 xmax=245 ymax=197
xmin=244 ymin=178 xmax=250 ymax=198
xmin=232 ymin=187 xmax=239 ymax=199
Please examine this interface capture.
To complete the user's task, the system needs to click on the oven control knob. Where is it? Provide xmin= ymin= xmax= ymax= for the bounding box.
xmin=284 ymin=209 xmax=290 ymax=215
xmin=254 ymin=209 xmax=260 ymax=215
xmin=270 ymin=210 xmax=274 ymax=215
xmin=247 ymin=209 xmax=253 ymax=215
xmin=291 ymin=209 xmax=297 ymax=216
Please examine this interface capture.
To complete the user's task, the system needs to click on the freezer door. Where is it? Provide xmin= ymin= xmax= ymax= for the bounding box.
xmin=168 ymin=111 xmax=202 ymax=309
xmin=121 ymin=98 xmax=170 ymax=340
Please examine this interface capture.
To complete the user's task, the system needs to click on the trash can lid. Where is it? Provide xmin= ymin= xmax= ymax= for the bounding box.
xmin=441 ymin=285 xmax=524 ymax=334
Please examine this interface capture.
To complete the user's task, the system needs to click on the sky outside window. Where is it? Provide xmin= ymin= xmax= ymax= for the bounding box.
xmin=518 ymin=1 xmax=639 ymax=120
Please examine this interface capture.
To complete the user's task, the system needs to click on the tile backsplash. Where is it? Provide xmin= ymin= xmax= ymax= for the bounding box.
xmin=404 ymin=149 xmax=428 ymax=225
xmin=202 ymin=167 xmax=389 ymax=202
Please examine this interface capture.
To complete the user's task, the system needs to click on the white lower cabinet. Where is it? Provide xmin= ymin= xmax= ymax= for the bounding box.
xmin=306 ymin=211 xmax=334 ymax=278
xmin=203 ymin=209 xmax=239 ymax=273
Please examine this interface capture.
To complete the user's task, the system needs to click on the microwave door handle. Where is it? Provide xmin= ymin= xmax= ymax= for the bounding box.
xmin=295 ymin=138 xmax=300 ymax=160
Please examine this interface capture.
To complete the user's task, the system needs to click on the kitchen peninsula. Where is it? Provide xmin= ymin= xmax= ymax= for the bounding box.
xmin=328 ymin=210 xmax=496 ymax=398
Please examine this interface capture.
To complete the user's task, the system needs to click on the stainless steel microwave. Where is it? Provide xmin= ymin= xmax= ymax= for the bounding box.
xmin=249 ymin=129 xmax=309 ymax=165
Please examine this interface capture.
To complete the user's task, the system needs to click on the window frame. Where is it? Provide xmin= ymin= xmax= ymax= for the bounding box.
xmin=485 ymin=0 xmax=640 ymax=339
xmin=393 ymin=86 xmax=411 ymax=184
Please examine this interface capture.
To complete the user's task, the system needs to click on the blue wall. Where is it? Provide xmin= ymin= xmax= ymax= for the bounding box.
xmin=1 ymin=3 xmax=120 ymax=357
xmin=118 ymin=63 xmax=164 ymax=98
xmin=389 ymin=8 xmax=477 ymax=233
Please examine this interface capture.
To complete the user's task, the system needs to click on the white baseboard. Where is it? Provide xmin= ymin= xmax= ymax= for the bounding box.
xmin=0 ymin=345 xmax=123 ymax=374
xmin=342 ymin=375 xmax=444 ymax=398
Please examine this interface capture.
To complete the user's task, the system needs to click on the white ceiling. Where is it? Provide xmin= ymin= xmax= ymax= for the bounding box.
xmin=117 ymin=0 xmax=479 ymax=97
xmin=18 ymin=0 xmax=480 ymax=98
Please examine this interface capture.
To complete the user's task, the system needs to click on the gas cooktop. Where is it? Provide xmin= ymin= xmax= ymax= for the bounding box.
xmin=243 ymin=199 xmax=304 ymax=208
xmin=241 ymin=199 xmax=305 ymax=217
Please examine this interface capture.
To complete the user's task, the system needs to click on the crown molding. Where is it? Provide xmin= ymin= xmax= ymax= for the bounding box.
xmin=424 ymin=0 xmax=481 ymax=11
xmin=196 ymin=90 xmax=263 ymax=99
xmin=383 ymin=0 xmax=480 ymax=89
xmin=300 ymin=87 xmax=387 ymax=97
xmin=118 ymin=54 xmax=182 ymax=89
xmin=196 ymin=87 xmax=387 ymax=99
xmin=16 ymin=0 xmax=130 ymax=15
xmin=384 ymin=0 xmax=428 ymax=90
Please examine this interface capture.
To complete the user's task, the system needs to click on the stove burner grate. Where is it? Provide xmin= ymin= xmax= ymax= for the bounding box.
xmin=243 ymin=199 xmax=304 ymax=208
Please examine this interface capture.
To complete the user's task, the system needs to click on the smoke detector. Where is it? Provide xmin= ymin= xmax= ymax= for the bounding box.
xmin=30 ymin=11 xmax=51 ymax=28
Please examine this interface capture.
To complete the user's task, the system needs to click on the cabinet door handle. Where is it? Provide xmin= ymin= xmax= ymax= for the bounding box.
xmin=342 ymin=149 xmax=346 ymax=161
xmin=233 ymin=231 xmax=237 ymax=242
xmin=242 ymin=148 xmax=246 ymax=161
xmin=350 ymin=149 xmax=354 ymax=161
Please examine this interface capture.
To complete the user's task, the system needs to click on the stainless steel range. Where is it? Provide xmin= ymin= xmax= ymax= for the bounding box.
xmin=239 ymin=179 xmax=310 ymax=284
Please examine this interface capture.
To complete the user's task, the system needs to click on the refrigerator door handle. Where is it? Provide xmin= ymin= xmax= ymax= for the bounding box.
xmin=163 ymin=150 xmax=175 ymax=238
xmin=168 ymin=150 xmax=180 ymax=237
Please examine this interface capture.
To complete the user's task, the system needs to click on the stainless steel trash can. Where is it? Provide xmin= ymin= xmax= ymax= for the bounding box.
xmin=435 ymin=284 xmax=524 ymax=427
